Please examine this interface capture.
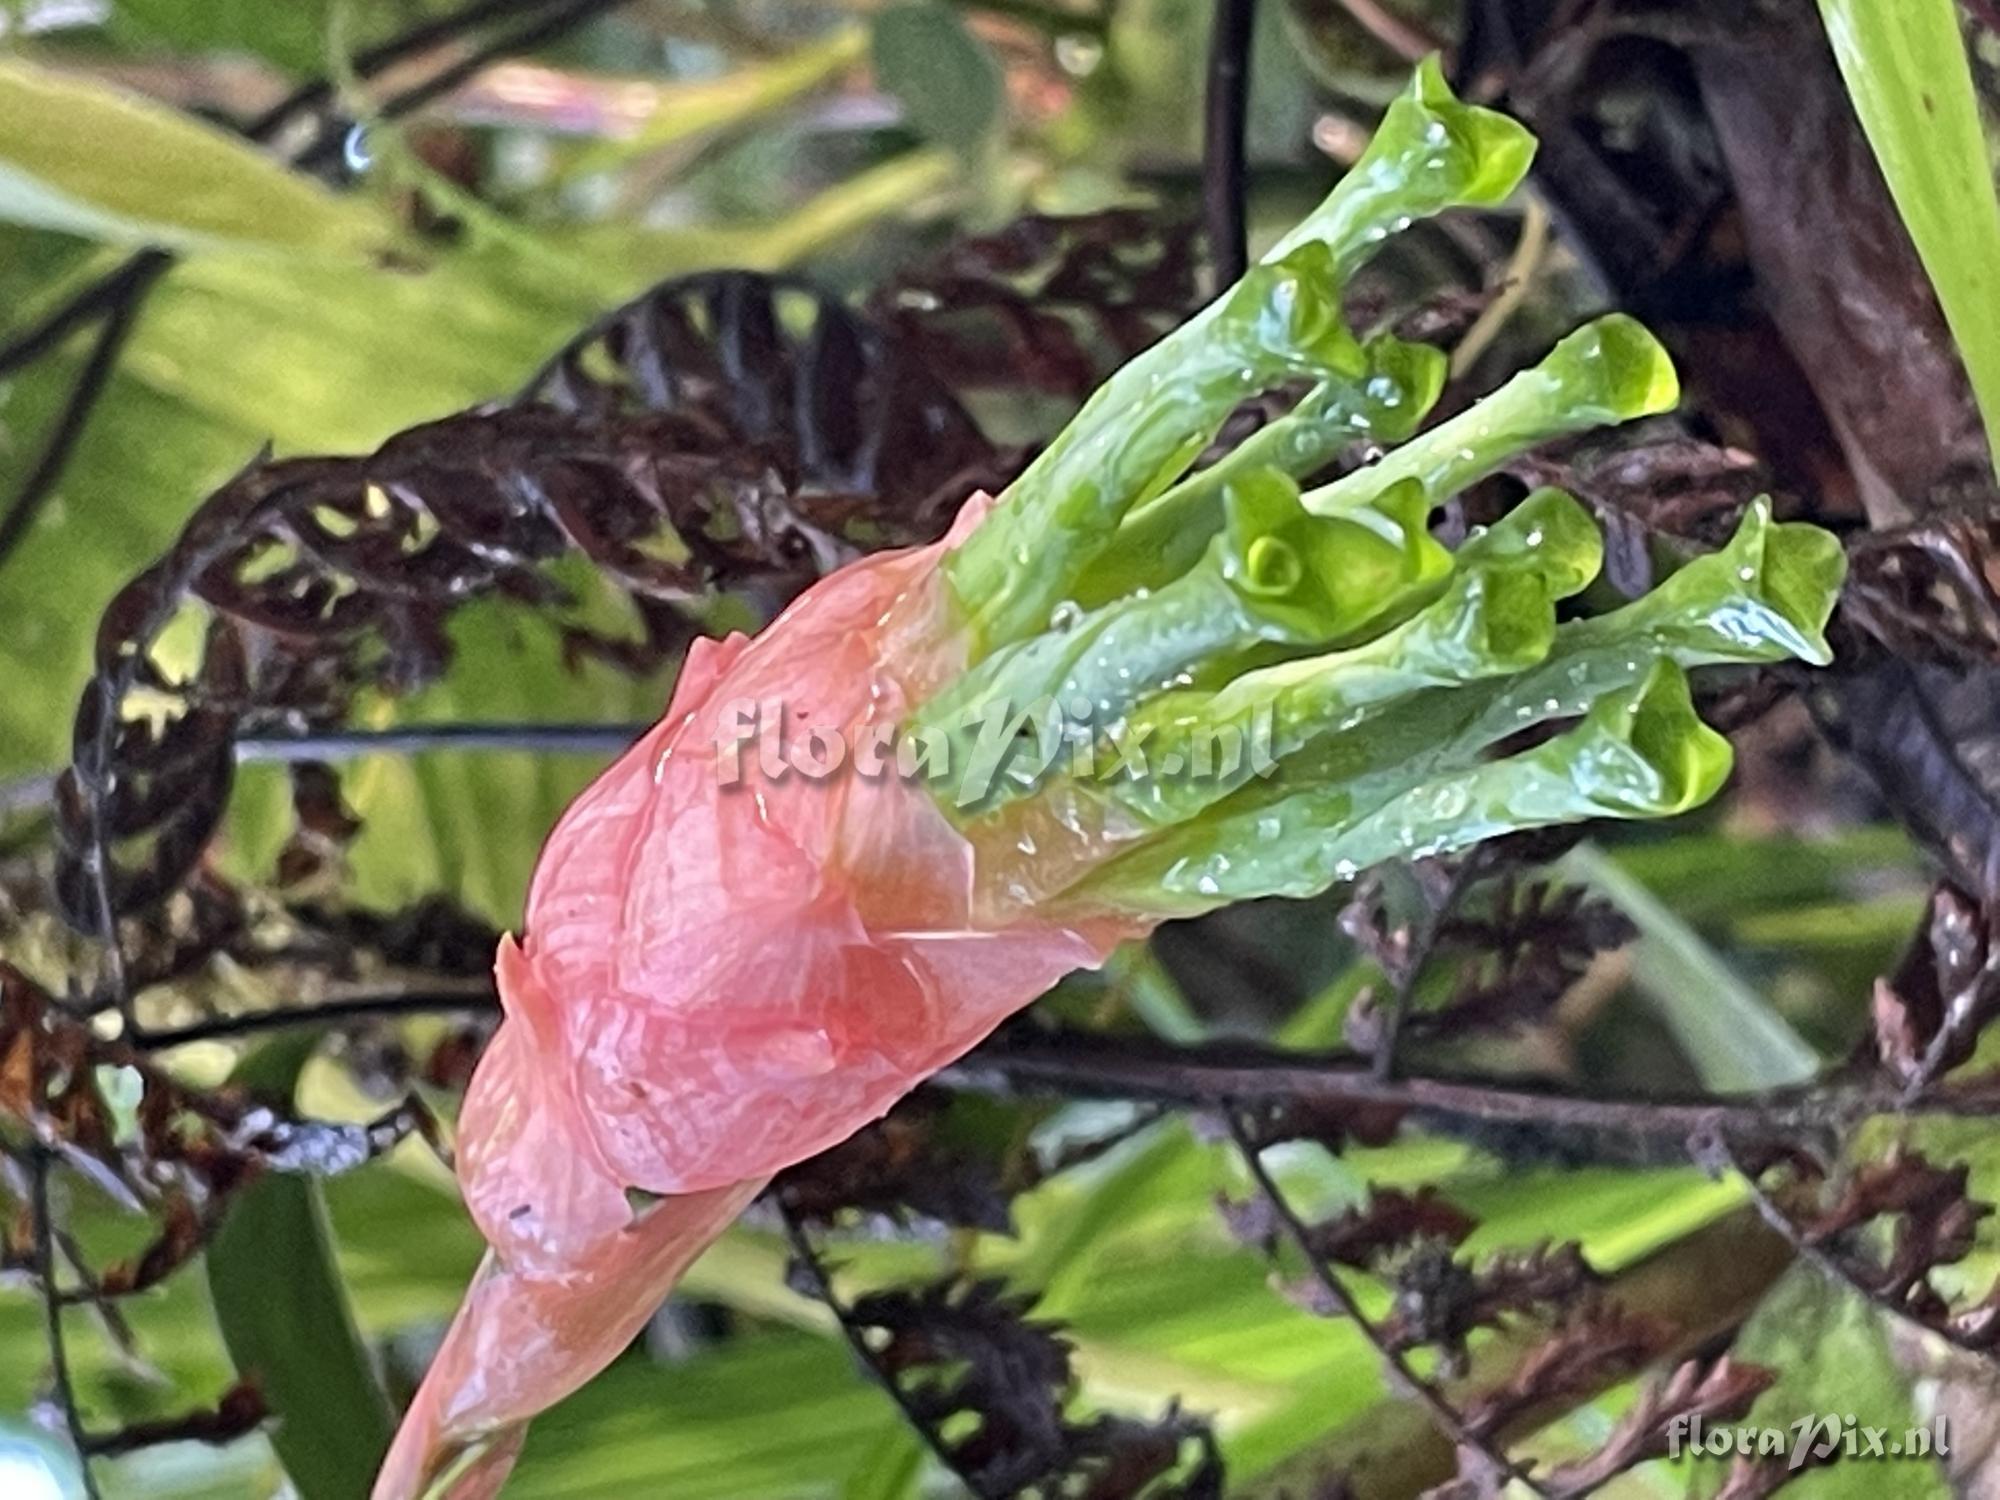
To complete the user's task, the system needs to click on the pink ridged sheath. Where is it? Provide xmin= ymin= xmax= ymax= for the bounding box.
xmin=375 ymin=496 xmax=1148 ymax=1497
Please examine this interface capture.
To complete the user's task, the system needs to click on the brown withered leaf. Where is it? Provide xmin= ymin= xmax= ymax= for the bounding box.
xmin=777 ymin=1089 xmax=1020 ymax=1234
xmin=1798 ymin=1151 xmax=1989 ymax=1316
xmin=1 ymin=963 xmax=429 ymax=1303
xmin=868 ymin=210 xmax=1200 ymax=398
xmin=1457 ymin=1305 xmax=1667 ymax=1441
xmin=1537 ymin=1355 xmax=1775 ymax=1496
xmin=809 ymin=1274 xmax=1221 ymax=1499
xmin=1382 ymin=1241 xmax=1599 ymax=1370
xmin=1219 ymin=1186 xmax=1474 ymax=1271
xmin=1412 ymin=878 xmax=1635 ymax=1038
xmin=1867 ymin=883 xmax=2000 ymax=1087
xmin=55 ymin=270 xmax=1018 ymax=944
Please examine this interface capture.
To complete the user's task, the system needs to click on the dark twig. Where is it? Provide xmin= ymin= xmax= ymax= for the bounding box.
xmin=0 ymin=252 xmax=170 ymax=379
xmin=1371 ymin=859 xmax=1475 ymax=1082
xmin=3 ymin=723 xmax=649 ymax=820
xmin=777 ymin=1202 xmax=988 ymax=1495
xmin=139 ymin=988 xmax=499 ymax=1050
xmin=31 ymin=1154 xmax=104 ymax=1500
xmin=120 ymin=998 xmax=2000 ymax=1138
xmin=0 ymin=254 xmax=167 ymax=572
xmin=1224 ymin=1110 xmax=1552 ymax=1497
xmin=962 ymin=1031 xmax=1838 ymax=1141
xmin=235 ymin=722 xmax=648 ymax=762
xmin=1691 ymin=1131 xmax=2000 ymax=1373
xmin=293 ymin=0 xmax=639 ymax=171
xmin=241 ymin=0 xmax=558 ymax=140
xmin=0 ymin=0 xmax=636 ymax=582
xmin=1201 ymin=0 xmax=1257 ymax=287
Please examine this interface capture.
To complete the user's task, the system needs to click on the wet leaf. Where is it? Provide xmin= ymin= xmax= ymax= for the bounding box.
xmin=870 ymin=4 xmax=1004 ymax=158
xmin=205 ymin=1036 xmax=396 ymax=1500
xmin=0 ymin=59 xmax=390 ymax=256
xmin=1816 ymin=0 xmax=2000 ymax=480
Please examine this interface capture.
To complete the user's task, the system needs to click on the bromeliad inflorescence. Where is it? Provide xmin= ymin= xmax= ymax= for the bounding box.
xmin=376 ymin=61 xmax=1844 ymax=1498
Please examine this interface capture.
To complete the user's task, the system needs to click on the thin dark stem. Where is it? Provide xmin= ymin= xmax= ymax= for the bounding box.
xmin=235 ymin=721 xmax=647 ymax=761
xmin=32 ymin=1154 xmax=104 ymax=1500
xmin=961 ymin=1031 xmax=1839 ymax=1140
xmin=294 ymin=0 xmax=639 ymax=171
xmin=2 ymin=722 xmax=648 ymax=819
xmin=1202 ymin=0 xmax=1257 ymax=287
xmin=1692 ymin=1131 xmax=2000 ymax=1375
xmin=0 ymin=0 xmax=582 ymax=376
xmin=1371 ymin=859 xmax=1473 ymax=1083
xmin=124 ymin=996 xmax=2000 ymax=1137
xmin=0 ymin=252 xmax=168 ymax=379
xmin=141 ymin=988 xmax=497 ymax=1050
xmin=0 ymin=254 xmax=167 ymax=572
xmin=242 ymin=0 xmax=560 ymax=141
xmin=777 ymin=1203 xmax=992 ymax=1496
xmin=0 ymin=0 xmax=635 ymax=583
xmin=1225 ymin=1110 xmax=1551 ymax=1498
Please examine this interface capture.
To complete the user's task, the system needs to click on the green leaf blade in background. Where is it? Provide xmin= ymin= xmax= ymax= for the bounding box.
xmin=205 ymin=1037 xmax=395 ymax=1500
xmin=869 ymin=3 xmax=1003 ymax=158
xmin=1708 ymin=1268 xmax=1949 ymax=1498
xmin=0 ymin=59 xmax=391 ymax=256
xmin=1816 ymin=0 xmax=2000 ymax=478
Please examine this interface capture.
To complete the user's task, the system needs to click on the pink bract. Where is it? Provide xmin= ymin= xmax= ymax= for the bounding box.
xmin=376 ymin=496 xmax=1148 ymax=1497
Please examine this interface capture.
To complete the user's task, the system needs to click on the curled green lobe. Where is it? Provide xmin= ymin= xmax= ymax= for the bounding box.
xmin=1305 ymin=313 xmax=1679 ymax=517
xmin=920 ymin=61 xmax=1846 ymax=926
xmin=945 ymin=59 xmax=1539 ymax=659
xmin=1091 ymin=660 xmax=1729 ymax=915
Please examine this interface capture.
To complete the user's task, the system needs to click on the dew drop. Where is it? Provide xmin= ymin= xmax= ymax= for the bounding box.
xmin=343 ymin=124 xmax=373 ymax=173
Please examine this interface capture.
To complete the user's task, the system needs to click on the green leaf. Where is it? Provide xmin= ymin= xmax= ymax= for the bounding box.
xmin=205 ymin=1040 xmax=396 ymax=1500
xmin=1817 ymin=0 xmax=2000 ymax=479
xmin=1562 ymin=844 xmax=1821 ymax=1090
xmin=918 ymin=472 xmax=1454 ymax=814
xmin=944 ymin=60 xmax=1536 ymax=655
xmin=44 ymin=0 xmax=447 ymax=78
xmin=1109 ymin=658 xmax=1731 ymax=913
xmin=1074 ymin=333 xmax=1447 ymax=606
xmin=0 ymin=59 xmax=391 ymax=256
xmin=1712 ymin=1268 xmax=1948 ymax=1498
xmin=1303 ymin=313 xmax=1679 ymax=515
xmin=837 ymin=1426 xmax=928 ymax=1500
xmin=558 ymin=29 xmax=871 ymax=185
xmin=871 ymin=3 xmax=1004 ymax=158
xmin=1262 ymin=54 xmax=1535 ymax=275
